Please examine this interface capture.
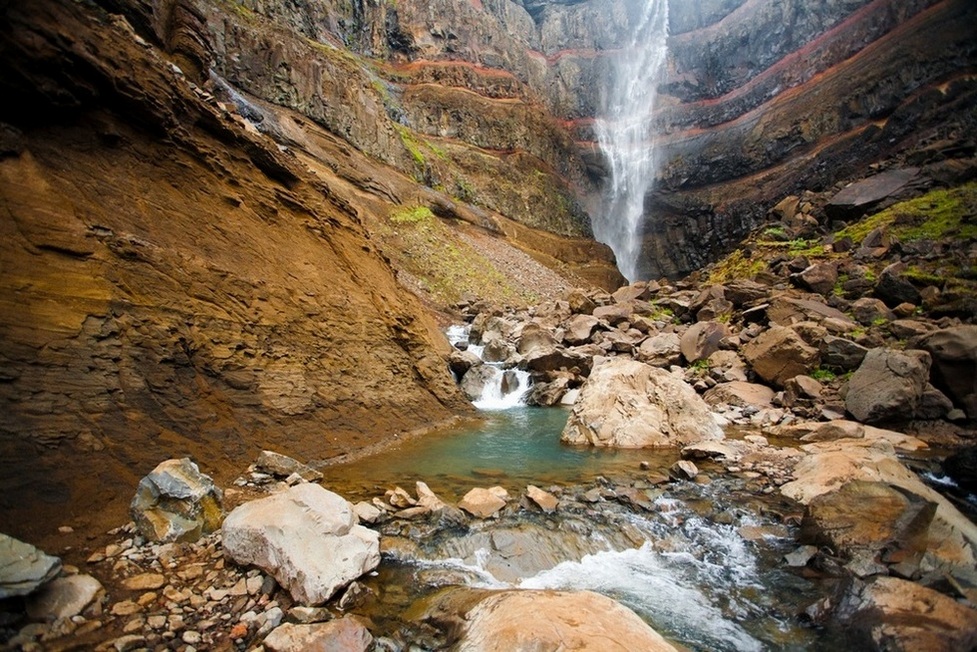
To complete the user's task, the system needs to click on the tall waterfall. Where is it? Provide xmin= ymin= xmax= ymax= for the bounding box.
xmin=594 ymin=0 xmax=670 ymax=283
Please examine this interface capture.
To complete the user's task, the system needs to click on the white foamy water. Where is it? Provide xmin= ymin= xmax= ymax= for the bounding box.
xmin=447 ymin=324 xmax=532 ymax=409
xmin=594 ymin=0 xmax=670 ymax=282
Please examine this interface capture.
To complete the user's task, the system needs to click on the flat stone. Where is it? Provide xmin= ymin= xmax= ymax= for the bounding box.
xmin=525 ymin=485 xmax=559 ymax=513
xmin=0 ymin=533 xmax=61 ymax=599
xmin=459 ymin=488 xmax=507 ymax=518
xmin=826 ymin=168 xmax=919 ymax=220
xmin=122 ymin=573 xmax=166 ymax=591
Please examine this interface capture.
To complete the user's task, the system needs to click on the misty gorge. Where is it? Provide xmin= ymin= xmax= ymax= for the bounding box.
xmin=1 ymin=0 xmax=977 ymax=650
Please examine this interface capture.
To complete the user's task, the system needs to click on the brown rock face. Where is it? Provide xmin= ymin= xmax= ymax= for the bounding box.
xmin=0 ymin=0 xmax=470 ymax=545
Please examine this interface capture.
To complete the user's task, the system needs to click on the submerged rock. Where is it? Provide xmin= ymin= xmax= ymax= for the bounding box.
xmin=562 ymin=358 xmax=723 ymax=448
xmin=222 ymin=484 xmax=380 ymax=605
xmin=0 ymin=533 xmax=61 ymax=599
xmin=130 ymin=458 xmax=223 ymax=543
xmin=427 ymin=589 xmax=678 ymax=652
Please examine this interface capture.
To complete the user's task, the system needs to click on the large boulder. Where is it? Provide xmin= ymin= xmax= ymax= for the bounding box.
xmin=680 ymin=321 xmax=727 ymax=364
xmin=0 ymin=534 xmax=61 ymax=599
xmin=781 ymin=439 xmax=977 ymax=571
xmin=845 ymin=348 xmax=931 ymax=423
xmin=434 ymin=589 xmax=678 ymax=652
xmin=801 ymin=481 xmax=936 ymax=573
xmin=874 ymin=262 xmax=922 ymax=308
xmin=829 ymin=576 xmax=977 ymax=652
xmin=703 ymin=381 xmax=775 ymax=410
xmin=130 ymin=458 xmax=223 ymax=543
xmin=517 ymin=322 xmax=558 ymax=356
xmin=222 ymin=484 xmax=380 ymax=605
xmin=561 ymin=358 xmax=723 ymax=448
xmin=820 ymin=335 xmax=869 ymax=371
xmin=825 ymin=168 xmax=919 ymax=220
xmin=460 ymin=365 xmax=502 ymax=402
xmin=563 ymin=314 xmax=600 ymax=345
xmin=636 ymin=332 xmax=682 ymax=367
xmin=742 ymin=326 xmax=820 ymax=388
xmin=917 ymin=326 xmax=977 ymax=417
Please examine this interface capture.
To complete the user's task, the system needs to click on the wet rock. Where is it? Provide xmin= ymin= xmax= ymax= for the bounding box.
xmin=944 ymin=446 xmax=977 ymax=494
xmin=255 ymin=450 xmax=323 ymax=482
xmin=222 ymin=484 xmax=380 ymax=605
xmin=459 ymin=488 xmax=507 ymax=518
xmin=525 ymin=485 xmax=558 ymax=513
xmin=742 ymin=326 xmax=820 ymax=388
xmin=784 ymin=545 xmax=818 ymax=567
xmin=264 ymin=618 xmax=373 ymax=652
xmin=830 ymin=576 xmax=977 ymax=652
xmin=669 ymin=460 xmax=699 ymax=481
xmin=561 ymin=358 xmax=723 ymax=448
xmin=680 ymin=321 xmax=727 ymax=364
xmin=460 ymin=365 xmax=502 ymax=401
xmin=449 ymin=348 xmax=482 ymax=378
xmin=0 ymin=533 xmax=61 ymax=599
xmin=845 ymin=348 xmax=931 ymax=423
xmin=801 ymin=481 xmax=936 ymax=570
xmin=415 ymin=481 xmax=448 ymax=513
xmin=917 ymin=325 xmax=977 ymax=418
xmin=430 ymin=589 xmax=678 ymax=652
xmin=26 ymin=574 xmax=102 ymax=621
xmin=130 ymin=458 xmax=223 ymax=544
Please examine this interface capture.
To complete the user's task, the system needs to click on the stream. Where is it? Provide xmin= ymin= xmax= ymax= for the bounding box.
xmin=315 ymin=327 xmax=850 ymax=651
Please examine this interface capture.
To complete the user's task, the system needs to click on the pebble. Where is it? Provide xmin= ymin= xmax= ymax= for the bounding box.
xmin=182 ymin=630 xmax=202 ymax=644
xmin=110 ymin=601 xmax=141 ymax=616
xmin=123 ymin=572 xmax=165 ymax=591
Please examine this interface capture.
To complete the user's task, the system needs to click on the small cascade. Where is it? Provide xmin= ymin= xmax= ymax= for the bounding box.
xmin=447 ymin=325 xmax=532 ymax=410
xmin=593 ymin=0 xmax=670 ymax=282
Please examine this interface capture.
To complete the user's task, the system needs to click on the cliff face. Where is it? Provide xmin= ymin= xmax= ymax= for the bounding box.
xmin=192 ymin=0 xmax=976 ymax=279
xmin=0 ymin=0 xmax=472 ymax=541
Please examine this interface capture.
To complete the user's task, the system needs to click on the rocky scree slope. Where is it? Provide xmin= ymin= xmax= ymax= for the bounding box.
xmin=0 ymin=0 xmax=472 ymax=549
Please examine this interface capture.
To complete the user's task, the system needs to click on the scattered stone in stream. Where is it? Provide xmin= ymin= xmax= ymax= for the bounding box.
xmin=525 ymin=485 xmax=559 ymax=513
xmin=222 ymin=484 xmax=380 ymax=605
xmin=459 ymin=487 xmax=507 ymax=518
xmin=130 ymin=458 xmax=224 ymax=544
xmin=669 ymin=460 xmax=700 ymax=481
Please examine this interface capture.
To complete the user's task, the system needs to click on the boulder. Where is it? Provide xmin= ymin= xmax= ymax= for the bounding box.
xmin=0 ymin=534 xmax=61 ymax=599
xmin=874 ymin=262 xmax=922 ymax=308
xmin=26 ymin=574 xmax=103 ymax=621
xmin=438 ymin=590 xmax=678 ymax=652
xmin=820 ymin=335 xmax=868 ymax=371
xmin=851 ymin=297 xmax=895 ymax=326
xmin=460 ymin=365 xmax=502 ymax=402
xmin=524 ymin=346 xmax=593 ymax=376
xmin=593 ymin=304 xmax=631 ymax=325
xmin=563 ymin=314 xmax=600 ymax=345
xmin=459 ymin=487 xmax=507 ymax=518
xmin=255 ymin=450 xmax=322 ymax=482
xmin=742 ymin=326 xmax=820 ymax=388
xmin=680 ymin=321 xmax=727 ymax=363
xmin=791 ymin=262 xmax=838 ymax=296
xmin=561 ymin=358 xmax=723 ymax=448
xmin=845 ymin=348 xmax=931 ymax=423
xmin=825 ymin=168 xmax=919 ymax=220
xmin=222 ymin=484 xmax=380 ymax=605
xmin=703 ymin=381 xmax=775 ymax=409
xmin=781 ymin=439 xmax=977 ymax=570
xmin=567 ymin=289 xmax=597 ymax=315
xmin=525 ymin=485 xmax=558 ymax=513
xmin=669 ymin=460 xmax=699 ymax=480
xmin=800 ymin=481 xmax=936 ymax=572
xmin=415 ymin=481 xmax=448 ymax=513
xmin=264 ymin=618 xmax=373 ymax=652
xmin=517 ymin=322 xmax=559 ymax=356
xmin=130 ymin=458 xmax=223 ymax=543
xmin=483 ymin=338 xmax=515 ymax=363
xmin=636 ymin=332 xmax=682 ymax=367
xmin=449 ymin=349 xmax=482 ymax=378
xmin=918 ymin=326 xmax=977 ymax=418
xmin=830 ymin=576 xmax=977 ymax=652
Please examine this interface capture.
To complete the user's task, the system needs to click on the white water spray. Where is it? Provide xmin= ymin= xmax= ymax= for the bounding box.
xmin=594 ymin=0 xmax=670 ymax=282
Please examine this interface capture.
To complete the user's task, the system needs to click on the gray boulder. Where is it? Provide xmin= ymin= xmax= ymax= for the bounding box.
xmin=460 ymin=365 xmax=502 ymax=401
xmin=0 ymin=533 xmax=61 ymax=599
xmin=820 ymin=335 xmax=869 ymax=371
xmin=130 ymin=458 xmax=223 ymax=543
xmin=680 ymin=321 xmax=727 ymax=364
xmin=222 ymin=484 xmax=380 ymax=605
xmin=636 ymin=333 xmax=682 ymax=367
xmin=846 ymin=348 xmax=931 ymax=423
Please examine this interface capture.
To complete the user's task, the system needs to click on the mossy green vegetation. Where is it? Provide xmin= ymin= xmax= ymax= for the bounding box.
xmin=836 ymin=182 xmax=977 ymax=244
xmin=390 ymin=205 xmax=434 ymax=224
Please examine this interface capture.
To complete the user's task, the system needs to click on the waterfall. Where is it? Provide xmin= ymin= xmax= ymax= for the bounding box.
xmin=447 ymin=325 xmax=532 ymax=410
xmin=594 ymin=0 xmax=670 ymax=283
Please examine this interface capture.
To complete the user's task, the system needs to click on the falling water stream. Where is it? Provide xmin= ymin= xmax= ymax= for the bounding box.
xmin=320 ymin=325 xmax=846 ymax=650
xmin=593 ymin=0 xmax=670 ymax=282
